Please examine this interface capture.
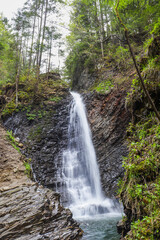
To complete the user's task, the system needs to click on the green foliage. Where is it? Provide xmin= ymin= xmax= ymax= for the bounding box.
xmin=143 ymin=37 xmax=154 ymax=52
xmin=2 ymin=99 xmax=16 ymax=118
xmin=6 ymin=130 xmax=20 ymax=153
xmin=0 ymin=17 xmax=16 ymax=85
xmin=94 ymin=79 xmax=114 ymax=93
xmin=65 ymin=39 xmax=98 ymax=82
xmin=128 ymin=210 xmax=160 ymax=240
xmin=25 ymin=107 xmax=47 ymax=121
xmin=18 ymin=91 xmax=30 ymax=102
xmin=26 ymin=112 xmax=37 ymax=120
xmin=119 ymin=116 xmax=160 ymax=239
xmin=49 ymin=96 xmax=62 ymax=102
xmin=23 ymin=158 xmax=32 ymax=178
xmin=112 ymin=46 xmax=131 ymax=70
xmin=151 ymin=17 xmax=160 ymax=36
xmin=117 ymin=0 xmax=160 ymax=36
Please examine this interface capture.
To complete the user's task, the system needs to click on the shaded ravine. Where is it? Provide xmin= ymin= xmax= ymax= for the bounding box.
xmin=3 ymin=90 xmax=130 ymax=238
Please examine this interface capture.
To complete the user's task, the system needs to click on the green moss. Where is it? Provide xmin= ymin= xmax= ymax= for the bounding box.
xmin=49 ymin=96 xmax=62 ymax=102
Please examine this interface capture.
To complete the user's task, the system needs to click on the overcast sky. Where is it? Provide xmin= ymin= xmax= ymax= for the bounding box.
xmin=0 ymin=0 xmax=26 ymax=20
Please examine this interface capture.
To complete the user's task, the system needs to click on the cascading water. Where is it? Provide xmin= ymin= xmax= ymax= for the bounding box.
xmin=62 ymin=92 xmax=120 ymax=219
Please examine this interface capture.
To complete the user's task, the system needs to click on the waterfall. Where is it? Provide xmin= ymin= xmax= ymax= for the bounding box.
xmin=62 ymin=92 xmax=119 ymax=218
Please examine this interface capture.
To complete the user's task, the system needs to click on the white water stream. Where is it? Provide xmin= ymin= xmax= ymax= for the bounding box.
xmin=62 ymin=92 xmax=120 ymax=219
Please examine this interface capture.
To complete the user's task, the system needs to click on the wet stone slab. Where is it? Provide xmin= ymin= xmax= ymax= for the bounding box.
xmin=0 ymin=185 xmax=83 ymax=240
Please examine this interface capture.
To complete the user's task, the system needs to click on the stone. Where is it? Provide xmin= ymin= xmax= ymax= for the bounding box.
xmin=0 ymin=185 xmax=82 ymax=240
xmin=18 ymin=143 xmax=23 ymax=148
xmin=0 ymin=123 xmax=82 ymax=240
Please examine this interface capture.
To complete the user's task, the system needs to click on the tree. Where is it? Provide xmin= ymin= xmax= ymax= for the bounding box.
xmin=0 ymin=16 xmax=16 ymax=86
xmin=115 ymin=0 xmax=160 ymax=122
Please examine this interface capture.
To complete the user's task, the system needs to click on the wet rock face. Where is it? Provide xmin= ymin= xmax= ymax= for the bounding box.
xmin=4 ymin=95 xmax=72 ymax=195
xmin=0 ymin=185 xmax=82 ymax=240
xmin=0 ymin=123 xmax=82 ymax=240
xmin=4 ymin=90 xmax=130 ymax=200
xmin=72 ymin=68 xmax=97 ymax=91
xmin=85 ymin=90 xmax=131 ymax=197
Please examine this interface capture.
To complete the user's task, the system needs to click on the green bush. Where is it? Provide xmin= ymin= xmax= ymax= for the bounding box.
xmin=6 ymin=130 xmax=20 ymax=153
xmin=94 ymin=79 xmax=114 ymax=93
xmin=23 ymin=158 xmax=32 ymax=178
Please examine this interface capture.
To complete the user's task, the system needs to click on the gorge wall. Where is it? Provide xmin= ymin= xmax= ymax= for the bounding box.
xmin=85 ymin=90 xmax=131 ymax=197
xmin=0 ymin=124 xmax=82 ymax=240
xmin=3 ymin=89 xmax=131 ymax=201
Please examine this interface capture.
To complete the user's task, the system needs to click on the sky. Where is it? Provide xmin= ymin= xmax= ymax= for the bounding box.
xmin=0 ymin=0 xmax=26 ymax=20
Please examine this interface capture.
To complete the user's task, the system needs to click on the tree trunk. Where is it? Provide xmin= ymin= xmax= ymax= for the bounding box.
xmin=39 ymin=0 xmax=48 ymax=68
xmin=28 ymin=0 xmax=38 ymax=75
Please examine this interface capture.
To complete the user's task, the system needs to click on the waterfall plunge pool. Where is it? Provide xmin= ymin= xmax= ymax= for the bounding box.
xmin=79 ymin=214 xmax=121 ymax=240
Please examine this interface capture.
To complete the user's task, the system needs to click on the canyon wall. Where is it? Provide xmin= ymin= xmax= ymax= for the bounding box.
xmin=85 ymin=90 xmax=131 ymax=197
xmin=4 ymin=89 xmax=131 ymax=200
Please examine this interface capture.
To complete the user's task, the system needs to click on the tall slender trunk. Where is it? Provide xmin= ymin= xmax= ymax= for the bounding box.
xmin=28 ymin=0 xmax=38 ymax=76
xmin=98 ymin=0 xmax=105 ymax=57
xmin=48 ymin=32 xmax=52 ymax=73
xmin=34 ymin=0 xmax=44 ymax=97
xmin=15 ymin=33 xmax=22 ymax=107
xmin=38 ymin=0 xmax=48 ymax=68
xmin=36 ymin=0 xmax=44 ymax=67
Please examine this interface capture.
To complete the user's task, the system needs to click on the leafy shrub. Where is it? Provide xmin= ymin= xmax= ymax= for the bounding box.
xmin=119 ymin=116 xmax=160 ymax=239
xmin=23 ymin=158 xmax=32 ymax=178
xmin=95 ymin=79 xmax=114 ymax=93
xmin=6 ymin=130 xmax=20 ymax=153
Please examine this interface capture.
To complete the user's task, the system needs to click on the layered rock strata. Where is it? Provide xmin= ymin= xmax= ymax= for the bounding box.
xmin=3 ymin=90 xmax=131 ymax=200
xmin=85 ymin=90 xmax=131 ymax=197
xmin=0 ymin=124 xmax=82 ymax=239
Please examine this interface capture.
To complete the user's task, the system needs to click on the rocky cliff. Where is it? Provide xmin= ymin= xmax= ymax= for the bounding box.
xmin=3 ymin=89 xmax=130 ymax=201
xmin=0 ymin=124 xmax=82 ymax=240
xmin=85 ymin=89 xmax=131 ymax=197
xmin=3 ymin=94 xmax=71 ymax=203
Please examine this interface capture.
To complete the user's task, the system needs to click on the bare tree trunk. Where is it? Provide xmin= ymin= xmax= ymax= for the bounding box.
xmin=34 ymin=0 xmax=44 ymax=97
xmin=98 ymin=0 xmax=105 ymax=57
xmin=36 ymin=0 xmax=44 ymax=67
xmin=28 ymin=0 xmax=38 ymax=76
xmin=15 ymin=29 xmax=23 ymax=107
xmin=48 ymin=32 xmax=52 ymax=73
xmin=39 ymin=0 xmax=48 ymax=68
